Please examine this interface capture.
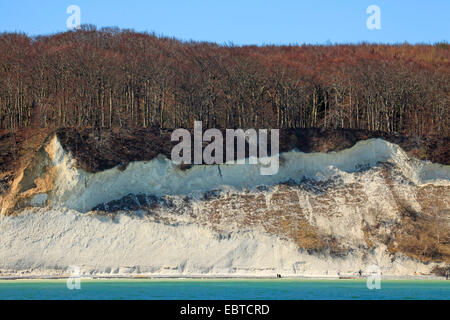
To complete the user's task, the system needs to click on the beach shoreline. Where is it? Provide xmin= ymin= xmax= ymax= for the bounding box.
xmin=0 ymin=275 xmax=447 ymax=281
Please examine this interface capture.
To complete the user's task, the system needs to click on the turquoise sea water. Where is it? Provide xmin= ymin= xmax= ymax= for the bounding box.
xmin=0 ymin=279 xmax=449 ymax=300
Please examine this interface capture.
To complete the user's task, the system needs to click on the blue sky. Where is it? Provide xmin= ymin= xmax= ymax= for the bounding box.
xmin=0 ymin=0 xmax=448 ymax=45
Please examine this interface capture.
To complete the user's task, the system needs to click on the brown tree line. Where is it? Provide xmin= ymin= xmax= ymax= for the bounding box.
xmin=0 ymin=26 xmax=448 ymax=136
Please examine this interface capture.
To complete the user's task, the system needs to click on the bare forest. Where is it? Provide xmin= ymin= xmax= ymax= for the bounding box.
xmin=0 ymin=26 xmax=448 ymax=136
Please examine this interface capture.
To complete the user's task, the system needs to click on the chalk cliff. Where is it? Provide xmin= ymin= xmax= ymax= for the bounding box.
xmin=0 ymin=132 xmax=448 ymax=278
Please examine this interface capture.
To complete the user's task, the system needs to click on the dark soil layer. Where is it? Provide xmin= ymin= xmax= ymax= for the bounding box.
xmin=54 ymin=127 xmax=449 ymax=173
xmin=56 ymin=127 xmax=174 ymax=173
xmin=0 ymin=127 xmax=447 ymax=180
xmin=279 ymin=128 xmax=449 ymax=164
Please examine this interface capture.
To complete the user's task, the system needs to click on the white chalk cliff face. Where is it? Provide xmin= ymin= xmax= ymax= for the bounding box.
xmin=0 ymin=135 xmax=449 ymax=277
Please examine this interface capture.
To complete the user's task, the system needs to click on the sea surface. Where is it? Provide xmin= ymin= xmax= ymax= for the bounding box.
xmin=0 ymin=279 xmax=449 ymax=300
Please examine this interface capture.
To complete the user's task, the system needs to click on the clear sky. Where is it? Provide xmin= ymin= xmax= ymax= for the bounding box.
xmin=0 ymin=0 xmax=448 ymax=45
